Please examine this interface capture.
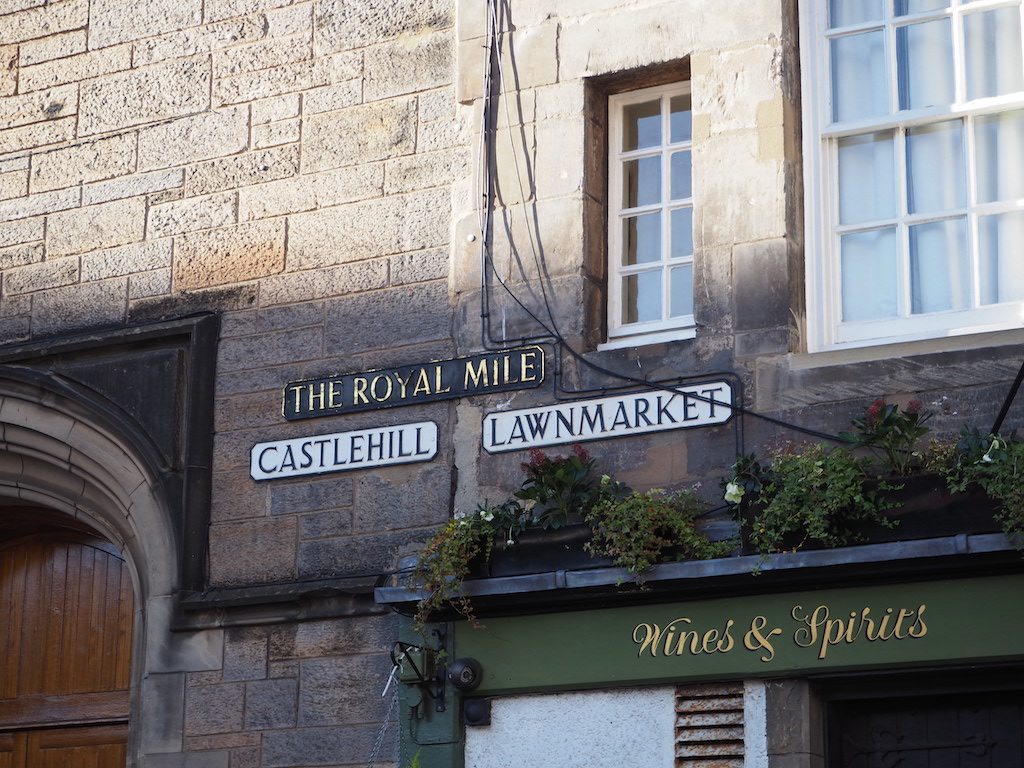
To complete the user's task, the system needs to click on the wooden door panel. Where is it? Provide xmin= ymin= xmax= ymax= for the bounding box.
xmin=27 ymin=725 xmax=128 ymax=768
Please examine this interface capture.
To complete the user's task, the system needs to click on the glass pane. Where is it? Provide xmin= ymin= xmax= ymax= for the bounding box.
xmin=906 ymin=120 xmax=964 ymax=214
xmin=670 ymin=94 xmax=692 ymax=143
xmin=622 ymin=271 xmax=662 ymax=324
xmin=832 ymin=31 xmax=889 ymax=122
xmin=670 ymin=150 xmax=692 ymax=200
xmin=623 ymin=156 xmax=661 ymax=208
xmin=965 ymin=7 xmax=1024 ymax=101
xmin=670 ymin=208 xmax=693 ymax=260
xmin=979 ymin=211 xmax=1024 ymax=304
xmin=909 ymin=218 xmax=968 ymax=314
xmin=670 ymin=264 xmax=694 ymax=318
xmin=838 ymin=131 xmax=896 ymax=224
xmin=623 ymin=212 xmax=661 ymax=266
xmin=976 ymin=109 xmax=1024 ymax=203
xmin=897 ymin=19 xmax=954 ymax=110
xmin=623 ymin=100 xmax=661 ymax=151
xmin=895 ymin=0 xmax=949 ymax=16
xmin=830 ymin=0 xmax=884 ymax=27
xmin=841 ymin=228 xmax=899 ymax=321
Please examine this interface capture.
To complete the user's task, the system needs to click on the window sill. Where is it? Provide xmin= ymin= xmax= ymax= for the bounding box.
xmin=598 ymin=326 xmax=696 ymax=351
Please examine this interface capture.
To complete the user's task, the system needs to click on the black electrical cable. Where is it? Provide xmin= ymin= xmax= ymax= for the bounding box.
xmin=991 ymin=357 xmax=1024 ymax=436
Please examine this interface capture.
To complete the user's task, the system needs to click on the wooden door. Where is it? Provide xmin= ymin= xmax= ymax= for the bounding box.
xmin=0 ymin=529 xmax=133 ymax=767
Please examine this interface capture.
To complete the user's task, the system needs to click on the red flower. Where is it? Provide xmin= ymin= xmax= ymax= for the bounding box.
xmin=571 ymin=444 xmax=591 ymax=463
xmin=906 ymin=399 xmax=922 ymax=414
xmin=866 ymin=399 xmax=885 ymax=427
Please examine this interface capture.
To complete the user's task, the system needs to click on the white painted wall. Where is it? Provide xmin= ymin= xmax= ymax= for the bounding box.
xmin=464 ymin=686 xmax=676 ymax=768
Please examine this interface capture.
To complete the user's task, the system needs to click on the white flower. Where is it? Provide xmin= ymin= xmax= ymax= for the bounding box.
xmin=480 ymin=509 xmax=494 ymax=522
xmin=724 ymin=481 xmax=745 ymax=504
xmin=600 ymin=474 xmax=612 ymax=485
xmin=506 ymin=538 xmax=515 ymax=546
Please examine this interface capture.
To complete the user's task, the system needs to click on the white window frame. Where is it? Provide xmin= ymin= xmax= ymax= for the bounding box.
xmin=601 ymin=82 xmax=696 ymax=351
xmin=802 ymin=0 xmax=1024 ymax=353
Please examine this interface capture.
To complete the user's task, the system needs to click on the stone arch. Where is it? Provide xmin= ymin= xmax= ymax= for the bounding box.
xmin=0 ymin=366 xmax=222 ymax=763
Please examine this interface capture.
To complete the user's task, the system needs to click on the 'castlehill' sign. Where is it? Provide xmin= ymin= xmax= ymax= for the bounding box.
xmin=283 ymin=346 xmax=545 ymax=420
xmin=482 ymin=380 xmax=733 ymax=452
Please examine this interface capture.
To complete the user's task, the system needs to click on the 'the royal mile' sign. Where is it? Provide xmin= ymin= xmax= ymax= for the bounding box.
xmin=283 ymin=346 xmax=545 ymax=420
xmin=482 ymin=380 xmax=733 ymax=453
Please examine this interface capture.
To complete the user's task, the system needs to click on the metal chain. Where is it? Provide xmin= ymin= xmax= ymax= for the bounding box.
xmin=366 ymin=677 xmax=400 ymax=768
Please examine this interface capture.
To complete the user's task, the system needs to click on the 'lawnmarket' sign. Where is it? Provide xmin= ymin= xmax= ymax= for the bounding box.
xmin=482 ymin=380 xmax=733 ymax=453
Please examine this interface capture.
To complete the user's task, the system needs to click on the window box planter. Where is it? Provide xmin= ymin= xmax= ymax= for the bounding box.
xmin=469 ymin=524 xmax=613 ymax=579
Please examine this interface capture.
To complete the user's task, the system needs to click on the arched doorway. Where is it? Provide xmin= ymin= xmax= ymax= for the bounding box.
xmin=0 ymin=507 xmax=134 ymax=767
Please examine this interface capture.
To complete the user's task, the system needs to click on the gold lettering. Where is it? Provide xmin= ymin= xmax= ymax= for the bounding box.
xmin=503 ymin=355 xmax=512 ymax=383
xmin=328 ymin=381 xmax=344 ymax=409
xmin=370 ymin=374 xmax=394 ymax=402
xmin=892 ymin=608 xmax=916 ymax=639
xmin=308 ymin=382 xmax=326 ymax=411
xmin=392 ymin=371 xmax=414 ymax=399
xmin=862 ymin=607 xmax=881 ymax=641
xmin=353 ymin=377 xmax=369 ymax=405
xmin=632 ymin=623 xmax=661 ymax=657
xmin=820 ymin=616 xmax=847 ymax=659
xmin=701 ymin=628 xmax=720 ymax=654
xmin=521 ymin=352 xmax=538 ymax=382
xmin=908 ymin=605 xmax=928 ymax=638
xmin=744 ymin=615 xmax=781 ymax=662
xmin=878 ymin=608 xmax=895 ymax=640
xmin=666 ymin=619 xmax=696 ymax=656
xmin=413 ymin=369 xmax=432 ymax=397
xmin=464 ymin=359 xmax=489 ymax=388
xmin=791 ymin=605 xmax=818 ymax=648
xmin=434 ymin=364 xmax=452 ymax=394
xmin=492 ymin=358 xmax=499 ymax=385
xmin=287 ymin=384 xmax=304 ymax=414
xmin=718 ymin=620 xmax=735 ymax=653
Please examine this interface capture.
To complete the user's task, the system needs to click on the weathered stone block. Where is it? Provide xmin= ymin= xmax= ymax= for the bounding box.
xmin=0 ymin=217 xmax=43 ymax=249
xmin=213 ymin=35 xmax=310 ymax=78
xmin=0 ymin=170 xmax=27 ymax=200
xmin=324 ymin=280 xmax=451 ymax=355
xmin=244 ymin=678 xmax=297 ymax=729
xmin=266 ymin=3 xmax=312 ymax=36
xmin=173 ymin=219 xmax=284 ymax=290
xmin=204 ymin=0 xmax=288 ymax=23
xmin=298 ymin=654 xmax=393 ymax=726
xmin=186 ymin=145 xmax=299 ymax=196
xmin=48 ymin=198 xmax=145 ymax=257
xmin=223 ymin=626 xmax=268 ymax=682
xmin=0 ymin=46 xmax=16 ymax=96
xmin=269 ymin=615 xmax=396 ymax=660
xmin=353 ymin=464 xmax=450 ymax=533
xmin=251 ymin=94 xmax=300 ymax=125
xmin=91 ymin=0 xmax=202 ymax=48
xmin=147 ymin=191 xmax=236 ymax=239
xmin=384 ymin=147 xmax=467 ymax=195
xmin=734 ymin=239 xmax=790 ymax=331
xmin=0 ymin=189 xmax=77 ymax=223
xmin=457 ymin=21 xmax=557 ymax=102
xmin=208 ymin=517 xmax=297 ymax=585
xmin=31 ymin=133 xmax=136 ymax=194
xmin=33 ymin=279 xmax=128 ymax=335
xmin=133 ymin=16 xmax=269 ymax=66
xmin=298 ymin=511 xmax=352 ymax=540
xmin=0 ymin=117 xmax=74 ymax=154
xmin=391 ymin=248 xmax=448 ymax=286
xmin=262 ymin=725 xmax=389 ymax=768
xmin=80 ymin=240 xmax=172 ymax=282
xmin=301 ymin=81 xmax=359 ymax=115
xmin=217 ymin=326 xmax=324 ymax=372
xmin=128 ymin=268 xmax=172 ymax=299
xmin=259 ymin=260 xmax=389 ymax=305
xmin=79 ymin=56 xmax=211 ymax=136
xmin=213 ymin=52 xmax=358 ymax=105
xmin=364 ymin=31 xmax=453 ymax=102
xmin=138 ymin=107 xmax=249 ymax=172
xmin=209 ymin=469 xmax=269 ymax=522
xmin=271 ymin=476 xmax=353 ymax=516
xmin=302 ymin=97 xmax=416 ymax=174
xmin=18 ymin=30 xmax=86 ymax=67
xmin=0 ymin=244 xmax=42 ymax=271
xmin=238 ymin=163 xmax=383 ymax=221
xmin=252 ymin=119 xmax=300 ymax=149
xmin=2 ymin=255 xmax=72 ymax=295
xmin=288 ymin=188 xmax=448 ymax=270
xmin=0 ymin=85 xmax=76 ymax=130
xmin=185 ymin=682 xmax=245 ymax=736
xmin=82 ymin=169 xmax=184 ymax=206
xmin=297 ymin=528 xmax=432 ymax=580
xmin=20 ymin=45 xmax=133 ymax=92
xmin=313 ymin=0 xmax=451 ymax=53
xmin=0 ymin=0 xmax=88 ymax=47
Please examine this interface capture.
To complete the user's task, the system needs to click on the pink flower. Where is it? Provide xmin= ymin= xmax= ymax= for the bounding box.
xmin=866 ymin=399 xmax=886 ymax=427
xmin=907 ymin=399 xmax=922 ymax=414
xmin=571 ymin=444 xmax=591 ymax=463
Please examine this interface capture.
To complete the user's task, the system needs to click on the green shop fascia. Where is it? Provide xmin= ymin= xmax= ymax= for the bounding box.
xmin=376 ymin=532 xmax=1024 ymax=768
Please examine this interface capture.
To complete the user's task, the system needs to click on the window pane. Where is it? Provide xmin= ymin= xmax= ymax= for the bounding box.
xmin=830 ymin=0 xmax=884 ymax=28
xmin=623 ymin=100 xmax=661 ymax=151
xmin=896 ymin=19 xmax=954 ymax=110
xmin=895 ymin=0 xmax=949 ymax=16
xmin=623 ymin=156 xmax=661 ymax=208
xmin=622 ymin=271 xmax=662 ymax=324
xmin=979 ymin=211 xmax=1024 ymax=305
xmin=670 ymin=264 xmax=694 ymax=318
xmin=906 ymin=120 xmax=964 ymax=214
xmin=832 ymin=31 xmax=889 ymax=122
xmin=670 ymin=94 xmax=692 ymax=143
xmin=838 ymin=131 xmax=896 ymax=224
xmin=909 ymin=218 xmax=968 ymax=314
xmin=670 ymin=208 xmax=693 ymax=260
xmin=976 ymin=109 xmax=1024 ymax=203
xmin=841 ymin=228 xmax=899 ymax=321
xmin=965 ymin=7 xmax=1024 ymax=101
xmin=623 ymin=212 xmax=661 ymax=266
xmin=670 ymin=150 xmax=692 ymax=200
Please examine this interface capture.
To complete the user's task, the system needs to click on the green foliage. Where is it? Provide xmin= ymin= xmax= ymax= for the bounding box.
xmin=948 ymin=429 xmax=1024 ymax=549
xmin=584 ymin=489 xmax=732 ymax=580
xmin=744 ymin=443 xmax=899 ymax=555
xmin=839 ymin=398 xmax=931 ymax=475
xmin=514 ymin=445 xmax=627 ymax=528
